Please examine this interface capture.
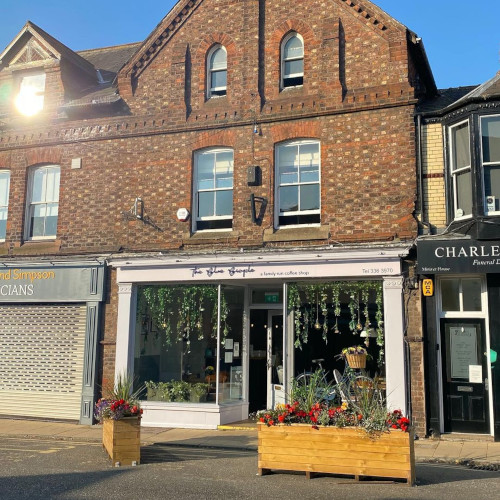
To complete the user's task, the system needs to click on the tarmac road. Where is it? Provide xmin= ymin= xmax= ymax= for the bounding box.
xmin=1 ymin=437 xmax=499 ymax=500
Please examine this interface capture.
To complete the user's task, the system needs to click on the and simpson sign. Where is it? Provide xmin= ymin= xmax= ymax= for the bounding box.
xmin=417 ymin=239 xmax=500 ymax=274
xmin=0 ymin=266 xmax=104 ymax=302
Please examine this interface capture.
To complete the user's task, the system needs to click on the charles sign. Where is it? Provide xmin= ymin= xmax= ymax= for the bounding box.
xmin=417 ymin=239 xmax=500 ymax=274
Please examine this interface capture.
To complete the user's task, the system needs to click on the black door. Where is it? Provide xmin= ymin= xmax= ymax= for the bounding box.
xmin=248 ymin=310 xmax=267 ymax=413
xmin=441 ymin=319 xmax=489 ymax=433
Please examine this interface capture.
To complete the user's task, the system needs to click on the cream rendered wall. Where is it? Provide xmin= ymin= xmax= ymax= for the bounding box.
xmin=422 ymin=123 xmax=447 ymax=230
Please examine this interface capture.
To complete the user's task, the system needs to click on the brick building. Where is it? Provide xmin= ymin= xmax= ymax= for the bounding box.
xmin=0 ymin=0 xmax=435 ymax=430
xmin=417 ymin=74 xmax=500 ymax=440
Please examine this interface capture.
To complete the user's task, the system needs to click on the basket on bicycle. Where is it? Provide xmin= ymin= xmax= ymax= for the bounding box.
xmin=345 ymin=353 xmax=367 ymax=369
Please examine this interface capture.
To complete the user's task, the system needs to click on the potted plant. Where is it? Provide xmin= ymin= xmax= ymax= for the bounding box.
xmin=189 ymin=383 xmax=209 ymax=403
xmin=145 ymin=380 xmax=157 ymax=401
xmin=340 ymin=345 xmax=368 ymax=369
xmin=255 ymin=375 xmax=414 ymax=485
xmin=95 ymin=373 xmax=143 ymax=466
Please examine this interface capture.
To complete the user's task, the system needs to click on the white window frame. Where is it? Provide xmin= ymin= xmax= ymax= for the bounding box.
xmin=206 ymin=45 xmax=227 ymax=99
xmin=281 ymin=32 xmax=304 ymax=90
xmin=480 ymin=114 xmax=500 ymax=215
xmin=0 ymin=170 xmax=10 ymax=241
xmin=275 ymin=139 xmax=321 ymax=228
xmin=25 ymin=165 xmax=60 ymax=240
xmin=193 ymin=148 xmax=233 ymax=232
xmin=449 ymin=119 xmax=473 ymax=221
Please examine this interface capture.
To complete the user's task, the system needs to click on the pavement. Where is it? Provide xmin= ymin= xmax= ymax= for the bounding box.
xmin=1 ymin=417 xmax=500 ymax=467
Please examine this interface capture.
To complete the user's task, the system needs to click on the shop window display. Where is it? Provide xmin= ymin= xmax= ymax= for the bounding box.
xmin=134 ymin=284 xmax=243 ymax=404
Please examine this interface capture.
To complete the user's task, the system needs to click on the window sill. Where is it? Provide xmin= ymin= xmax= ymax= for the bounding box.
xmin=11 ymin=239 xmax=62 ymax=255
xmin=182 ymin=230 xmax=239 ymax=246
xmin=0 ymin=242 xmax=8 ymax=255
xmin=263 ymin=225 xmax=329 ymax=242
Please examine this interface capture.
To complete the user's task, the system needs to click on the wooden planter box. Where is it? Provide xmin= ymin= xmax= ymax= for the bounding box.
xmin=258 ymin=423 xmax=415 ymax=485
xmin=102 ymin=417 xmax=141 ymax=465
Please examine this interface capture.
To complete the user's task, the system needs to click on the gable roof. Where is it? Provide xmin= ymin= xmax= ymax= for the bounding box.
xmin=119 ymin=0 xmax=415 ymax=81
xmin=0 ymin=21 xmax=96 ymax=78
xmin=119 ymin=0 xmax=202 ymax=79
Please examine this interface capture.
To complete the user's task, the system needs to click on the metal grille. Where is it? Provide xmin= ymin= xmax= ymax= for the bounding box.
xmin=0 ymin=304 xmax=87 ymax=420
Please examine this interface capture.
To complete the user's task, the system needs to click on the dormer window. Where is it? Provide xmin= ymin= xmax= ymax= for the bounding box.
xmin=15 ymin=72 xmax=46 ymax=116
xmin=281 ymin=33 xmax=304 ymax=89
xmin=207 ymin=45 xmax=227 ymax=98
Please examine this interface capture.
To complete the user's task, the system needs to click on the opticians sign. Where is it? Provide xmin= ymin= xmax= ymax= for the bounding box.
xmin=0 ymin=265 xmax=105 ymax=302
xmin=417 ymin=239 xmax=500 ymax=274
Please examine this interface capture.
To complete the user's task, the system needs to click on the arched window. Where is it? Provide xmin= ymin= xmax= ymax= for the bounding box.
xmin=281 ymin=33 xmax=304 ymax=89
xmin=207 ymin=45 xmax=227 ymax=98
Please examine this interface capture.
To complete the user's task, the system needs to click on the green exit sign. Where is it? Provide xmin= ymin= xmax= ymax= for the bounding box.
xmin=264 ymin=293 xmax=279 ymax=303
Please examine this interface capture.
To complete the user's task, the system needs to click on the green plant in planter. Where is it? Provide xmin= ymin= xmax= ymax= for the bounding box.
xmin=169 ymin=380 xmax=190 ymax=402
xmin=145 ymin=381 xmax=158 ymax=401
xmin=189 ymin=383 xmax=209 ymax=403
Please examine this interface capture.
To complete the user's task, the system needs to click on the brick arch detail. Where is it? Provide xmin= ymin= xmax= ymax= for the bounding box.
xmin=271 ymin=19 xmax=315 ymax=47
xmin=195 ymin=33 xmax=237 ymax=60
xmin=24 ymin=147 xmax=62 ymax=167
xmin=270 ymin=121 xmax=319 ymax=144
xmin=191 ymin=129 xmax=236 ymax=151
xmin=194 ymin=32 xmax=237 ymax=79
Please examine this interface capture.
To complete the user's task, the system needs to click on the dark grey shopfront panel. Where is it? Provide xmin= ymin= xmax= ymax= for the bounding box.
xmin=0 ymin=264 xmax=105 ymax=424
xmin=0 ymin=265 xmax=104 ymax=302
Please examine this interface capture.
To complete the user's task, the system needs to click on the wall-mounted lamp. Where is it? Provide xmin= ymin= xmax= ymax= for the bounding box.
xmin=249 ymin=193 xmax=267 ymax=224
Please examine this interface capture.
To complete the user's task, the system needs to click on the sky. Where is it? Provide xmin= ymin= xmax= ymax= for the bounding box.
xmin=0 ymin=0 xmax=498 ymax=90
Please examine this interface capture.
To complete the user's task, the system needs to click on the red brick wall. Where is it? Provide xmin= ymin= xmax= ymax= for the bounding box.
xmin=0 ymin=0 xmax=424 ymax=413
xmin=0 ymin=104 xmax=417 ymax=253
xmin=406 ymin=283 xmax=427 ymax=438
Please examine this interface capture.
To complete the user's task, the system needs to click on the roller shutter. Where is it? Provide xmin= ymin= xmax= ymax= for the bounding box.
xmin=0 ymin=304 xmax=87 ymax=420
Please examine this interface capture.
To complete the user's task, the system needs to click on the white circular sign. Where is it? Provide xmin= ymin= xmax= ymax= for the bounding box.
xmin=176 ymin=208 xmax=190 ymax=221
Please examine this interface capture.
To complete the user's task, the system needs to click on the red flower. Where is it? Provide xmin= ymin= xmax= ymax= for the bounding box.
xmin=278 ymin=414 xmax=285 ymax=423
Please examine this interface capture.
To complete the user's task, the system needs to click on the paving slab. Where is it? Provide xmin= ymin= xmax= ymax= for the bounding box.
xmin=460 ymin=441 xmax=489 ymax=460
xmin=1 ymin=418 xmax=499 ymax=465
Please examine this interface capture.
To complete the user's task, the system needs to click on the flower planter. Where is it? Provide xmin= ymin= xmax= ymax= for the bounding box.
xmin=257 ymin=423 xmax=415 ymax=485
xmin=102 ymin=417 xmax=141 ymax=465
xmin=346 ymin=353 xmax=366 ymax=369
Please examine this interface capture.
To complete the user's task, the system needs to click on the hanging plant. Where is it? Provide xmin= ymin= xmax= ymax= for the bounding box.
xmin=375 ymin=285 xmax=384 ymax=366
xmin=287 ymin=281 xmax=385 ymax=368
xmin=332 ymin=283 xmax=341 ymax=334
xmin=320 ymin=287 xmax=328 ymax=343
xmin=139 ymin=284 xmax=229 ymax=349
xmin=348 ymin=293 xmax=358 ymax=334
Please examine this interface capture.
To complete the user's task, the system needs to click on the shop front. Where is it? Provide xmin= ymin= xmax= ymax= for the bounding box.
xmin=417 ymin=237 xmax=500 ymax=439
xmin=0 ymin=262 xmax=105 ymax=424
xmin=112 ymin=247 xmax=409 ymax=429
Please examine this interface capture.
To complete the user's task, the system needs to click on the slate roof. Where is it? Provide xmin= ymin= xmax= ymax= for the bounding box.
xmin=418 ymin=71 xmax=500 ymax=116
xmin=417 ymin=86 xmax=478 ymax=114
xmin=63 ymin=42 xmax=141 ymax=109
